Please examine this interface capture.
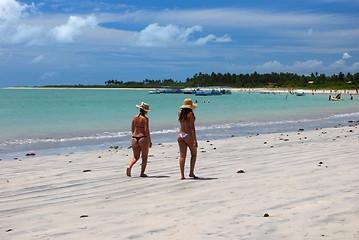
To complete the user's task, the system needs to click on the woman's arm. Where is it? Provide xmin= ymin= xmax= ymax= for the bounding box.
xmin=189 ymin=113 xmax=198 ymax=148
xmin=145 ymin=117 xmax=152 ymax=148
xmin=131 ymin=117 xmax=135 ymax=134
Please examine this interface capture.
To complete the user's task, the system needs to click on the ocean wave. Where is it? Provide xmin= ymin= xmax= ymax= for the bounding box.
xmin=1 ymin=111 xmax=357 ymax=146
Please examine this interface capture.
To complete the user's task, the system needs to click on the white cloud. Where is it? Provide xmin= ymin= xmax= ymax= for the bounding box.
xmin=31 ymin=55 xmax=45 ymax=63
xmin=194 ymin=34 xmax=232 ymax=45
xmin=0 ymin=0 xmax=34 ymax=27
xmin=11 ymin=24 xmax=44 ymax=44
xmin=51 ymin=15 xmax=98 ymax=43
xmin=342 ymin=52 xmax=352 ymax=59
xmin=134 ymin=23 xmax=231 ymax=47
xmin=349 ymin=62 xmax=359 ymax=72
xmin=259 ymin=60 xmax=284 ymax=71
xmin=329 ymin=59 xmax=346 ymax=70
xmin=256 ymin=58 xmax=359 ymax=74
xmin=292 ymin=59 xmax=324 ymax=70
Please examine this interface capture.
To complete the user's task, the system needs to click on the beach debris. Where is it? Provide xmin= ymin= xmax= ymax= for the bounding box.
xmin=298 ymin=129 xmax=304 ymax=132
xmin=68 ymin=161 xmax=72 ymax=163
xmin=237 ymin=170 xmax=245 ymax=173
xmin=14 ymin=158 xmax=18 ymax=160
xmin=158 ymin=143 xmax=162 ymax=145
xmin=80 ymin=215 xmax=89 ymax=218
xmin=284 ymin=139 xmax=289 ymax=142
xmin=26 ymin=153 xmax=36 ymax=156
xmin=114 ymin=146 xmax=119 ymax=149
xmin=201 ymin=150 xmax=206 ymax=153
xmin=263 ymin=213 xmax=270 ymax=217
xmin=98 ymin=156 xmax=101 ymax=158
xmin=83 ymin=169 xmax=92 ymax=173
xmin=127 ymin=146 xmax=132 ymax=149
xmin=264 ymin=142 xmax=267 ymax=144
xmin=231 ymin=135 xmax=235 ymax=137
xmin=213 ymin=147 xmax=216 ymax=150
xmin=319 ymin=161 xmax=323 ymax=165
xmin=207 ymin=140 xmax=210 ymax=142
xmin=5 ymin=229 xmax=13 ymax=232
xmin=149 ymin=154 xmax=154 ymax=157
xmin=348 ymin=130 xmax=353 ymax=133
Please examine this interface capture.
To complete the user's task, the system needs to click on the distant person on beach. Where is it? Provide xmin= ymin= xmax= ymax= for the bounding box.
xmin=127 ymin=102 xmax=152 ymax=177
xmin=178 ymin=98 xmax=198 ymax=180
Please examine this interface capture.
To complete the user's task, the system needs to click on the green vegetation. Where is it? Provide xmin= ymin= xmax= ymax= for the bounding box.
xmin=42 ymin=72 xmax=359 ymax=89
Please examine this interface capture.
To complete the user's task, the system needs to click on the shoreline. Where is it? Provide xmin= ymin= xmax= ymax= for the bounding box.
xmin=2 ymin=87 xmax=358 ymax=95
xmin=1 ymin=125 xmax=358 ymax=239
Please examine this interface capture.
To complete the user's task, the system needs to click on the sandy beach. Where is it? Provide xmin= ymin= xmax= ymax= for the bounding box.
xmin=1 ymin=124 xmax=358 ymax=239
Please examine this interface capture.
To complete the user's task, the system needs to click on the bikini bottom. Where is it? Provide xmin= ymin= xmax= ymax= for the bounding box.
xmin=179 ymin=133 xmax=188 ymax=139
xmin=132 ymin=136 xmax=147 ymax=144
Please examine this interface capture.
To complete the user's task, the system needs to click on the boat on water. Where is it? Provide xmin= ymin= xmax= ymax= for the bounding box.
xmin=148 ymin=86 xmax=231 ymax=95
xmin=149 ymin=89 xmax=161 ymax=94
xmin=295 ymin=89 xmax=305 ymax=96
xmin=194 ymin=87 xmax=231 ymax=96
xmin=330 ymin=94 xmax=343 ymax=101
xmin=195 ymin=89 xmax=222 ymax=96
xmin=182 ymin=89 xmax=196 ymax=94
xmin=148 ymin=87 xmax=183 ymax=94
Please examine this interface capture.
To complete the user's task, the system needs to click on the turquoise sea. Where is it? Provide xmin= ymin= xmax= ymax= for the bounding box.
xmin=0 ymin=88 xmax=358 ymax=160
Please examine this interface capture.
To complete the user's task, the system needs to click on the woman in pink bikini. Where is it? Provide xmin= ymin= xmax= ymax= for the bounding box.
xmin=178 ymin=98 xmax=198 ymax=180
xmin=127 ymin=102 xmax=152 ymax=177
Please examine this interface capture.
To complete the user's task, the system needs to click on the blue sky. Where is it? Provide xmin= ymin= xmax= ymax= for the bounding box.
xmin=0 ymin=0 xmax=358 ymax=87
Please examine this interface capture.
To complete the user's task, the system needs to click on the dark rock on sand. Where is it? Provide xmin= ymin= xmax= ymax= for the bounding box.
xmin=83 ymin=170 xmax=92 ymax=172
xmin=80 ymin=215 xmax=89 ymax=218
xmin=6 ymin=229 xmax=13 ymax=232
xmin=237 ymin=170 xmax=245 ymax=173
xmin=26 ymin=153 xmax=36 ymax=156
xmin=263 ymin=213 xmax=269 ymax=217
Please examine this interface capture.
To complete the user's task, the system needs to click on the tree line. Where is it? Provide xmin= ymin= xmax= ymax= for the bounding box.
xmin=43 ymin=71 xmax=359 ymax=89
xmin=103 ymin=72 xmax=359 ymax=89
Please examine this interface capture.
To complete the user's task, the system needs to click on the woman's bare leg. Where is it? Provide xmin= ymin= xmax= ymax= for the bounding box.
xmin=139 ymin=137 xmax=149 ymax=177
xmin=188 ymin=143 xmax=197 ymax=178
xmin=140 ymin=145 xmax=149 ymax=177
xmin=178 ymin=136 xmax=188 ymax=179
xmin=127 ymin=139 xmax=141 ymax=177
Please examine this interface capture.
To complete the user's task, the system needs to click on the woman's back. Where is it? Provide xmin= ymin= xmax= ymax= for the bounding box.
xmin=132 ymin=114 xmax=148 ymax=137
xmin=179 ymin=110 xmax=195 ymax=135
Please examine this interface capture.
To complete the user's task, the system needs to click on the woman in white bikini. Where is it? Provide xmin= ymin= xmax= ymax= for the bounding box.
xmin=127 ymin=102 xmax=152 ymax=177
xmin=178 ymin=98 xmax=198 ymax=180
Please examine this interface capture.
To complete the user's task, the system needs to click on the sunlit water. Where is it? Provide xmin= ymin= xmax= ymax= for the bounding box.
xmin=0 ymin=89 xmax=358 ymax=160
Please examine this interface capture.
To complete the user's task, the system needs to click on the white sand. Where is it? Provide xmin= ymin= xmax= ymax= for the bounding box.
xmin=1 ymin=125 xmax=358 ymax=239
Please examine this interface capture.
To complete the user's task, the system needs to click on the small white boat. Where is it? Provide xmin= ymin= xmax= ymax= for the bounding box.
xmin=149 ymin=89 xmax=160 ymax=94
xmin=295 ymin=89 xmax=305 ymax=96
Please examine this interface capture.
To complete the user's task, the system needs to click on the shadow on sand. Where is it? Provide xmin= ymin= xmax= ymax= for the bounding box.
xmin=147 ymin=175 xmax=171 ymax=179
xmin=187 ymin=177 xmax=218 ymax=181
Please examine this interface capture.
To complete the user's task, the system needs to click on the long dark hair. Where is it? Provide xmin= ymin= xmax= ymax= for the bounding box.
xmin=179 ymin=108 xmax=195 ymax=121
